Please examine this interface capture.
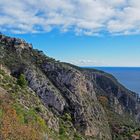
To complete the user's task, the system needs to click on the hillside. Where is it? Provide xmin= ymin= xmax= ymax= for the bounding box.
xmin=0 ymin=34 xmax=140 ymax=140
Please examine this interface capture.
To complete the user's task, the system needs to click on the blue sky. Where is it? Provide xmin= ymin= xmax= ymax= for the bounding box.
xmin=7 ymin=31 xmax=140 ymax=67
xmin=1 ymin=0 xmax=140 ymax=66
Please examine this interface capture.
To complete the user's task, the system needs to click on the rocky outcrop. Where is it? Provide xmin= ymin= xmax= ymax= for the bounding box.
xmin=0 ymin=34 xmax=32 ymax=49
xmin=24 ymin=66 xmax=66 ymax=113
xmin=41 ymin=62 xmax=111 ymax=139
xmin=83 ymin=69 xmax=139 ymax=117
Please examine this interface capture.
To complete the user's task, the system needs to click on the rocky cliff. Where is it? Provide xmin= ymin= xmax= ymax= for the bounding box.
xmin=0 ymin=34 xmax=140 ymax=140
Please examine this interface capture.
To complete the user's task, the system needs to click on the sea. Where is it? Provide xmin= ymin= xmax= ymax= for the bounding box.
xmin=86 ymin=67 xmax=140 ymax=94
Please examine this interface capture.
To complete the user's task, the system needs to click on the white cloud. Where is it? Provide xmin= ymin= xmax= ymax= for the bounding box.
xmin=68 ymin=59 xmax=108 ymax=66
xmin=1 ymin=0 xmax=140 ymax=35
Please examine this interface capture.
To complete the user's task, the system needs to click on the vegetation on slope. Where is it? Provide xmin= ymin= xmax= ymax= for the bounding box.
xmin=98 ymin=95 xmax=140 ymax=140
xmin=0 ymin=68 xmax=84 ymax=140
xmin=0 ymin=69 xmax=47 ymax=139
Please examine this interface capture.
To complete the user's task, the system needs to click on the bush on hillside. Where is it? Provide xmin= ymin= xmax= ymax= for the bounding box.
xmin=17 ymin=74 xmax=28 ymax=88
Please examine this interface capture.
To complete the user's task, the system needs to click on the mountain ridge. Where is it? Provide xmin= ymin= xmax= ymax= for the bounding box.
xmin=0 ymin=34 xmax=140 ymax=140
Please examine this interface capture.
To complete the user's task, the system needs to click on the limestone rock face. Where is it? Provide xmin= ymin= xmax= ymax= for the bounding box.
xmin=83 ymin=69 xmax=139 ymax=118
xmin=0 ymin=34 xmax=32 ymax=50
xmin=24 ymin=67 xmax=66 ymax=113
xmin=41 ymin=62 xmax=111 ymax=139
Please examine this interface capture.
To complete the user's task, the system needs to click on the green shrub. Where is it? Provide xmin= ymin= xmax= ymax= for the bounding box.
xmin=59 ymin=124 xmax=70 ymax=140
xmin=74 ymin=133 xmax=83 ymax=140
xmin=0 ymin=69 xmax=5 ymax=75
xmin=17 ymin=74 xmax=28 ymax=88
xmin=63 ymin=113 xmax=72 ymax=122
xmin=0 ymin=109 xmax=3 ymax=118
